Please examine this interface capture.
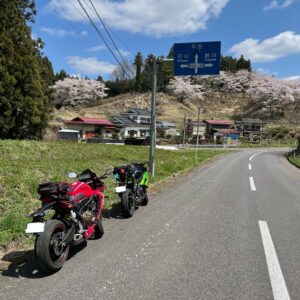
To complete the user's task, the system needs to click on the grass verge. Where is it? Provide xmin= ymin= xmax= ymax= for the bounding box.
xmin=287 ymin=151 xmax=300 ymax=168
xmin=0 ymin=140 xmax=224 ymax=248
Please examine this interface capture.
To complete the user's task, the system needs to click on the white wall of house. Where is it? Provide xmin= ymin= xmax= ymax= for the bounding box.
xmin=120 ymin=126 xmax=150 ymax=138
xmin=192 ymin=126 xmax=206 ymax=138
xmin=165 ymin=127 xmax=178 ymax=136
xmin=129 ymin=115 xmax=151 ymax=124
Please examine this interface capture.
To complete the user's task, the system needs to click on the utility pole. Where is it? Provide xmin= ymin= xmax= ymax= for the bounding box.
xmin=183 ymin=114 xmax=187 ymax=147
xmin=149 ymin=58 xmax=157 ymax=177
xmin=148 ymin=58 xmax=173 ymax=177
xmin=195 ymin=107 xmax=201 ymax=159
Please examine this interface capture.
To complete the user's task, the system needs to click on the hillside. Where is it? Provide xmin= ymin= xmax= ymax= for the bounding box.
xmin=50 ymin=71 xmax=300 ymax=135
xmin=52 ymin=92 xmax=239 ymax=125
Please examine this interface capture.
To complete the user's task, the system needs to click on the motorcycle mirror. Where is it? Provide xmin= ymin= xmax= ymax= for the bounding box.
xmin=68 ymin=172 xmax=77 ymax=178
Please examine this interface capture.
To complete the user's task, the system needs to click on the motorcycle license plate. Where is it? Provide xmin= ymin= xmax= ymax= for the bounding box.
xmin=25 ymin=222 xmax=45 ymax=233
xmin=115 ymin=186 xmax=126 ymax=193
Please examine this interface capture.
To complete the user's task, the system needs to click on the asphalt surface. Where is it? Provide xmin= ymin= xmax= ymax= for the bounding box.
xmin=1 ymin=149 xmax=300 ymax=300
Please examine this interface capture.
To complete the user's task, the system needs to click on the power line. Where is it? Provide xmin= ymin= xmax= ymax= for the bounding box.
xmin=77 ymin=0 xmax=127 ymax=76
xmin=64 ymin=0 xmax=113 ymax=62
xmin=87 ymin=0 xmax=131 ymax=72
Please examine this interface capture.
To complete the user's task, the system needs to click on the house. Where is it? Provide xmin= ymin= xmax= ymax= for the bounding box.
xmin=156 ymin=121 xmax=177 ymax=137
xmin=235 ymin=118 xmax=266 ymax=140
xmin=185 ymin=119 xmax=207 ymax=139
xmin=64 ymin=117 xmax=116 ymax=139
xmin=203 ymin=119 xmax=235 ymax=138
xmin=111 ymin=108 xmax=151 ymax=138
xmin=120 ymin=108 xmax=151 ymax=124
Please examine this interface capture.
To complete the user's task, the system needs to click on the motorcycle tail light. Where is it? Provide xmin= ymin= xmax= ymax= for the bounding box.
xmin=119 ymin=169 xmax=126 ymax=180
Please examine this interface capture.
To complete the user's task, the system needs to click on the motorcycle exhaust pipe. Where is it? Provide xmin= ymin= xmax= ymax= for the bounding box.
xmin=72 ymin=234 xmax=84 ymax=246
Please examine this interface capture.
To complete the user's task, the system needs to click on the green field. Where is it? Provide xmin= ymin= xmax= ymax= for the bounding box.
xmin=0 ymin=140 xmax=224 ymax=247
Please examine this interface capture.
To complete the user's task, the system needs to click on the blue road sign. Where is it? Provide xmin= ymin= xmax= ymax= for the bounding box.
xmin=173 ymin=41 xmax=221 ymax=76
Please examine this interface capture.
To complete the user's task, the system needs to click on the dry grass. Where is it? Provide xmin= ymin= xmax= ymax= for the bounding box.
xmin=51 ymin=92 xmax=238 ymax=131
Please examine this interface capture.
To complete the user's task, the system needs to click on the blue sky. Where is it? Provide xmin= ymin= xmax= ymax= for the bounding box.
xmin=33 ymin=0 xmax=300 ymax=81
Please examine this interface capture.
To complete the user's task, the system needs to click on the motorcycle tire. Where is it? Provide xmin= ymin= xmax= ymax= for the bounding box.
xmin=121 ymin=189 xmax=135 ymax=218
xmin=94 ymin=217 xmax=104 ymax=239
xmin=34 ymin=219 xmax=70 ymax=275
xmin=141 ymin=189 xmax=148 ymax=206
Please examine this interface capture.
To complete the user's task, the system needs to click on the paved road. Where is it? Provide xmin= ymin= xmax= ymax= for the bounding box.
xmin=1 ymin=149 xmax=300 ymax=300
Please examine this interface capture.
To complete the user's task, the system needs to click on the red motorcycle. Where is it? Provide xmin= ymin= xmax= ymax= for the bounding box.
xmin=25 ymin=169 xmax=109 ymax=274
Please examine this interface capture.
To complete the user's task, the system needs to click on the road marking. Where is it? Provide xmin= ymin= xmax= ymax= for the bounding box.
xmin=249 ymin=177 xmax=256 ymax=191
xmin=259 ymin=221 xmax=290 ymax=300
xmin=248 ymin=164 xmax=252 ymax=170
xmin=249 ymin=151 xmax=264 ymax=161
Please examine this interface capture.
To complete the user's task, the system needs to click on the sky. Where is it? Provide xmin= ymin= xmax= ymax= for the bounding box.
xmin=32 ymin=0 xmax=300 ymax=81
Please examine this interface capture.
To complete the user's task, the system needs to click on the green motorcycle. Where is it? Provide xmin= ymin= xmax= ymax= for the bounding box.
xmin=113 ymin=162 xmax=149 ymax=218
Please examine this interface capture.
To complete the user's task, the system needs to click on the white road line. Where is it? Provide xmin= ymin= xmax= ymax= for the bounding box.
xmin=249 ymin=177 xmax=256 ymax=191
xmin=248 ymin=164 xmax=252 ymax=170
xmin=249 ymin=151 xmax=264 ymax=161
xmin=259 ymin=221 xmax=290 ymax=300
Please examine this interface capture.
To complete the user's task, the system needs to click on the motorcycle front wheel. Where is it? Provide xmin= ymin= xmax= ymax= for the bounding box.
xmin=141 ymin=188 xmax=148 ymax=206
xmin=35 ymin=219 xmax=70 ymax=275
xmin=121 ymin=189 xmax=135 ymax=218
xmin=94 ymin=217 xmax=104 ymax=239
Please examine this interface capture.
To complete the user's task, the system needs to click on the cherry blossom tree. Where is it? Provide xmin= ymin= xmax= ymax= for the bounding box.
xmin=167 ymin=70 xmax=300 ymax=115
xmin=51 ymin=77 xmax=108 ymax=108
xmin=167 ymin=76 xmax=204 ymax=103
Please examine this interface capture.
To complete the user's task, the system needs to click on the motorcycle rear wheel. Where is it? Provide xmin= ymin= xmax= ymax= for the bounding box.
xmin=121 ymin=189 xmax=135 ymax=218
xmin=35 ymin=219 xmax=70 ymax=275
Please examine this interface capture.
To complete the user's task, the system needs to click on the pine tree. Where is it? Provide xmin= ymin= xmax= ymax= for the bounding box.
xmin=54 ymin=69 xmax=69 ymax=82
xmin=141 ymin=54 xmax=155 ymax=91
xmin=0 ymin=0 xmax=52 ymax=139
xmin=96 ymin=75 xmax=104 ymax=82
xmin=134 ymin=52 xmax=143 ymax=92
xmin=236 ymin=55 xmax=252 ymax=72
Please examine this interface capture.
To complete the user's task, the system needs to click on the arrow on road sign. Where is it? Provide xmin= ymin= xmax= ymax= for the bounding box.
xmin=195 ymin=54 xmax=199 ymax=74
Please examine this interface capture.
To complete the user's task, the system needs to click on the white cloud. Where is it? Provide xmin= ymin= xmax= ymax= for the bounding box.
xmin=46 ymin=0 xmax=230 ymax=37
xmin=70 ymin=73 xmax=82 ymax=78
xmin=41 ymin=27 xmax=87 ymax=37
xmin=67 ymin=56 xmax=116 ymax=75
xmin=85 ymin=45 xmax=131 ymax=58
xmin=229 ymin=31 xmax=300 ymax=62
xmin=264 ymin=0 xmax=294 ymax=11
xmin=119 ymin=49 xmax=131 ymax=57
xmin=282 ymin=75 xmax=300 ymax=81
xmin=31 ymin=32 xmax=38 ymax=40
xmin=256 ymin=68 xmax=278 ymax=76
xmin=86 ymin=45 xmax=107 ymax=52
